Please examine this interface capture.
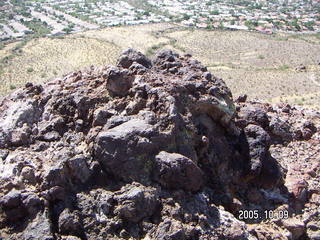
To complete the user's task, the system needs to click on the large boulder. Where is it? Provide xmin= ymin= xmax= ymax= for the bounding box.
xmin=104 ymin=66 xmax=134 ymax=97
xmin=58 ymin=209 xmax=84 ymax=237
xmin=94 ymin=118 xmax=161 ymax=183
xmin=243 ymin=124 xmax=271 ymax=179
xmin=118 ymin=48 xmax=152 ymax=69
xmin=0 ymin=49 xmax=317 ymax=240
xmin=114 ymin=183 xmax=159 ymax=223
xmin=153 ymin=151 xmax=204 ymax=192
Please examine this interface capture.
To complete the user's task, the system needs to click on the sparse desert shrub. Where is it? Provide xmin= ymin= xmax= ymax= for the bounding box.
xmin=55 ymin=36 xmax=65 ymax=39
xmin=9 ymin=84 xmax=16 ymax=90
xmin=296 ymin=99 xmax=304 ymax=105
xmin=278 ymin=64 xmax=289 ymax=71
xmin=63 ymin=27 xmax=73 ymax=34
xmin=27 ymin=67 xmax=34 ymax=73
xmin=258 ymin=55 xmax=265 ymax=59
xmin=146 ymin=43 xmax=166 ymax=56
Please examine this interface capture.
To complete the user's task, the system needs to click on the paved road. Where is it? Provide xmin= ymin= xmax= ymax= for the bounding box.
xmin=31 ymin=9 xmax=67 ymax=35
xmin=0 ymin=23 xmax=23 ymax=38
xmin=43 ymin=6 xmax=100 ymax=30
xmin=9 ymin=20 xmax=31 ymax=34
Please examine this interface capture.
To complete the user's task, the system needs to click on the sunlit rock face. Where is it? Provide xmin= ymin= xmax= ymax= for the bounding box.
xmin=0 ymin=49 xmax=319 ymax=240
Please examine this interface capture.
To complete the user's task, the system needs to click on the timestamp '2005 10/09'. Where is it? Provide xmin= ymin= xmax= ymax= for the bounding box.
xmin=238 ymin=210 xmax=289 ymax=220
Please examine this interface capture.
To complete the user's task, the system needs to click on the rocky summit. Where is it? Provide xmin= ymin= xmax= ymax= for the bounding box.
xmin=0 ymin=49 xmax=319 ymax=240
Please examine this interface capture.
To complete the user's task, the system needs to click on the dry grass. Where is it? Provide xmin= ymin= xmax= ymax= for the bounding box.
xmin=166 ymin=30 xmax=320 ymax=70
xmin=74 ymin=23 xmax=173 ymax=53
xmin=0 ymin=23 xmax=319 ymax=109
xmin=0 ymin=41 xmax=21 ymax=60
xmin=166 ymin=29 xmax=320 ymax=109
xmin=0 ymin=36 xmax=120 ymax=95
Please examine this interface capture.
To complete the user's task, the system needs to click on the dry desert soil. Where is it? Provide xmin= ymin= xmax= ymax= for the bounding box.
xmin=0 ymin=23 xmax=320 ymax=108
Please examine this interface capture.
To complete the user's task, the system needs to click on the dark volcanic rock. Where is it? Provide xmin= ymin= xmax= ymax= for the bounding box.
xmin=58 ymin=209 xmax=83 ymax=237
xmin=115 ymin=183 xmax=159 ymax=223
xmin=94 ymin=118 xmax=161 ymax=183
xmin=0 ymin=49 xmax=318 ymax=240
xmin=153 ymin=151 xmax=204 ymax=192
xmin=118 ymin=48 xmax=152 ymax=69
xmin=238 ymin=105 xmax=269 ymax=128
xmin=244 ymin=124 xmax=271 ymax=180
xmin=104 ymin=66 xmax=134 ymax=97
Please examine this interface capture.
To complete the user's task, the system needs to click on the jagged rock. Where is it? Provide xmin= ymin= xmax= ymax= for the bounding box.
xmin=115 ymin=183 xmax=159 ymax=223
xmin=60 ymin=236 xmax=81 ymax=240
xmin=307 ymin=221 xmax=320 ymax=240
xmin=295 ymin=64 xmax=306 ymax=72
xmin=58 ymin=209 xmax=83 ymax=237
xmin=248 ymin=223 xmax=289 ymax=240
xmin=0 ymin=190 xmax=27 ymax=222
xmin=0 ymin=49 xmax=318 ymax=240
xmin=238 ymin=105 xmax=269 ymax=128
xmin=269 ymin=116 xmax=292 ymax=142
xmin=153 ymin=151 xmax=204 ymax=192
xmin=66 ymin=155 xmax=92 ymax=184
xmin=243 ymin=124 xmax=271 ymax=180
xmin=0 ymin=99 xmax=42 ymax=148
xmin=94 ymin=118 xmax=161 ymax=183
xmin=46 ymin=186 xmax=67 ymax=201
xmin=152 ymin=218 xmax=186 ymax=240
xmin=118 ymin=48 xmax=152 ymax=69
xmin=285 ymin=164 xmax=309 ymax=211
xmin=104 ymin=66 xmax=134 ymax=97
xmin=75 ymin=189 xmax=117 ymax=239
xmin=21 ymin=192 xmax=43 ymax=216
xmin=21 ymin=211 xmax=54 ymax=240
xmin=20 ymin=166 xmax=36 ymax=184
xmin=92 ymin=107 xmax=114 ymax=127
xmin=236 ymin=94 xmax=248 ymax=103
xmin=0 ymin=149 xmax=9 ymax=160
xmin=281 ymin=218 xmax=306 ymax=240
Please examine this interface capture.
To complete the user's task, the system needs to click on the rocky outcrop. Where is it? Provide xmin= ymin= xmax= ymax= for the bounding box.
xmin=0 ymin=49 xmax=319 ymax=239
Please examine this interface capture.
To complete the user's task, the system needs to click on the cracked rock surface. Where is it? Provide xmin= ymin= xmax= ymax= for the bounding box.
xmin=0 ymin=49 xmax=319 ymax=239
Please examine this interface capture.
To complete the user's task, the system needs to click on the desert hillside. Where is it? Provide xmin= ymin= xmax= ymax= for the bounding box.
xmin=1 ymin=23 xmax=320 ymax=109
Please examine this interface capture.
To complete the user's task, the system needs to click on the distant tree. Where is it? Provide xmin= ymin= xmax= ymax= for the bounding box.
xmin=303 ymin=21 xmax=315 ymax=31
xmin=62 ymin=27 xmax=73 ymax=34
xmin=182 ymin=13 xmax=190 ymax=20
xmin=206 ymin=24 xmax=213 ymax=30
xmin=143 ymin=11 xmax=150 ymax=16
xmin=245 ymin=20 xmax=259 ymax=29
xmin=210 ymin=10 xmax=219 ymax=15
xmin=290 ymin=19 xmax=301 ymax=31
xmin=218 ymin=21 xmax=224 ymax=29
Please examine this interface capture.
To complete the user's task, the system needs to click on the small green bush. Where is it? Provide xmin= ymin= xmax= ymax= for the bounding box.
xmin=278 ymin=64 xmax=289 ymax=71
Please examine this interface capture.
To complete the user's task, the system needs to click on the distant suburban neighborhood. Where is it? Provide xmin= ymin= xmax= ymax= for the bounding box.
xmin=0 ymin=0 xmax=319 ymax=41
